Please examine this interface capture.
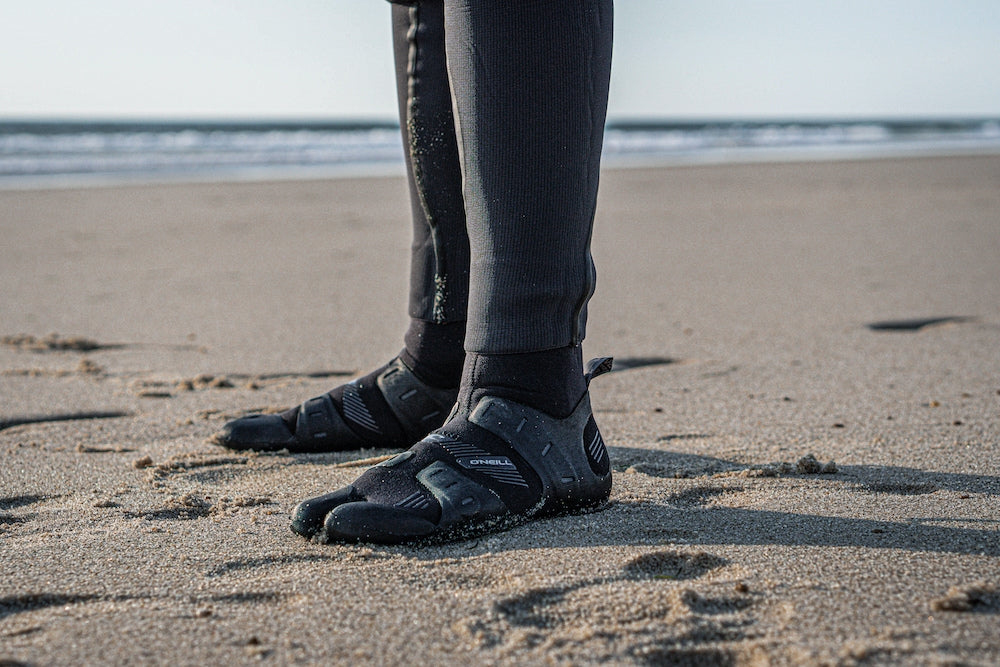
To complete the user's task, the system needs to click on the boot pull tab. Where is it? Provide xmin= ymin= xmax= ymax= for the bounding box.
xmin=584 ymin=357 xmax=614 ymax=386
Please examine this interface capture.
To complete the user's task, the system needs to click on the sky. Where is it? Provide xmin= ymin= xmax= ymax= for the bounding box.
xmin=1 ymin=0 xmax=999 ymax=121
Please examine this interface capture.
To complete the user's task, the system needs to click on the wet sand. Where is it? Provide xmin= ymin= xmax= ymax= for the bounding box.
xmin=2 ymin=155 xmax=999 ymax=665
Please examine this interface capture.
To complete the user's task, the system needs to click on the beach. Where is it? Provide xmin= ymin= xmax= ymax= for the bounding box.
xmin=1 ymin=155 xmax=998 ymax=665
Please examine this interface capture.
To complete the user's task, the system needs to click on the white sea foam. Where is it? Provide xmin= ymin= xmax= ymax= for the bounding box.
xmin=0 ymin=126 xmax=402 ymax=178
xmin=2 ymin=119 xmax=999 ymax=188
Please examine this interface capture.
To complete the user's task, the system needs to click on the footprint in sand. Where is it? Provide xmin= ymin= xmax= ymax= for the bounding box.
xmin=866 ymin=316 xmax=972 ymax=332
xmin=930 ymin=583 xmax=1000 ymax=612
xmin=609 ymin=356 xmax=676 ymax=372
xmin=0 ymin=594 xmax=102 ymax=621
xmin=1 ymin=334 xmax=113 ymax=352
xmin=1 ymin=332 xmax=209 ymax=353
xmin=123 ymin=491 xmax=273 ymax=522
xmin=457 ymin=547 xmax=754 ymax=661
xmin=853 ymin=481 xmax=940 ymax=496
xmin=0 ymin=495 xmax=53 ymax=531
xmin=205 ymin=554 xmax=330 ymax=578
xmin=622 ymin=550 xmax=730 ymax=581
xmin=666 ymin=485 xmax=741 ymax=509
xmin=0 ymin=411 xmax=131 ymax=432
xmin=140 ymin=453 xmax=253 ymax=481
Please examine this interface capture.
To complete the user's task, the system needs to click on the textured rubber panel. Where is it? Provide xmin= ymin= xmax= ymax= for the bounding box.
xmin=377 ymin=358 xmax=458 ymax=440
xmin=468 ymin=393 xmax=611 ymax=514
xmin=295 ymin=393 xmax=368 ymax=451
xmin=215 ymin=357 xmax=456 ymax=453
xmin=415 ymin=460 xmax=507 ymax=528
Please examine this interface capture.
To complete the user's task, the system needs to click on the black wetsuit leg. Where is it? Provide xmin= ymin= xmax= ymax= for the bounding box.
xmin=392 ymin=1 xmax=469 ymax=326
xmin=444 ymin=0 xmax=614 ymax=354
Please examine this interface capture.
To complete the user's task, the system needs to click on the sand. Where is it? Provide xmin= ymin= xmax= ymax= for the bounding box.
xmin=1 ymin=155 xmax=998 ymax=665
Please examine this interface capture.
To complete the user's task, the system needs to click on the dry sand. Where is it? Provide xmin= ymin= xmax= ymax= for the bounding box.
xmin=1 ymin=155 xmax=999 ymax=666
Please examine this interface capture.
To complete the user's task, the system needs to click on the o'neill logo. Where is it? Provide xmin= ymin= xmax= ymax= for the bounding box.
xmin=457 ymin=456 xmax=516 ymax=469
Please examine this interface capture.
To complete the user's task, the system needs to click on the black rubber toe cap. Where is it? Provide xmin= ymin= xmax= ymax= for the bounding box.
xmin=213 ymin=414 xmax=296 ymax=452
xmin=291 ymin=485 xmax=363 ymax=538
xmin=324 ymin=501 xmax=437 ymax=544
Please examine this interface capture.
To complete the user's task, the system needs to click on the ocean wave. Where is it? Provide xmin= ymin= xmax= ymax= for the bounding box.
xmin=2 ymin=119 xmax=999 ymax=184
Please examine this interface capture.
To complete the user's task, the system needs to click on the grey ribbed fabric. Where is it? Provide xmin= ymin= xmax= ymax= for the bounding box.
xmin=391 ymin=0 xmax=613 ymax=354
